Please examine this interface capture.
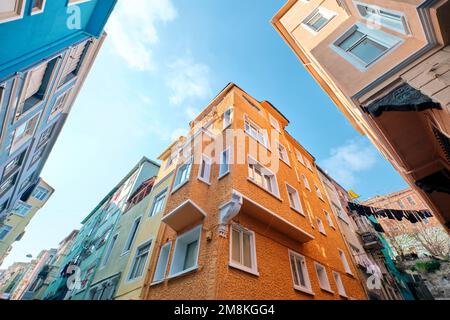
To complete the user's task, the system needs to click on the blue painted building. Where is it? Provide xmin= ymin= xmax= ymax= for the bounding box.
xmin=0 ymin=0 xmax=117 ymax=236
xmin=43 ymin=158 xmax=160 ymax=300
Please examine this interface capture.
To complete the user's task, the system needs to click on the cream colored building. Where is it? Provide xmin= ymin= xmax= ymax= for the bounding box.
xmin=0 ymin=179 xmax=54 ymax=265
xmin=272 ymin=0 xmax=450 ymax=231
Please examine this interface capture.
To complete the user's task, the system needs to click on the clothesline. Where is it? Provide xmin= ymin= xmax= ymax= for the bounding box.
xmin=347 ymin=202 xmax=433 ymax=225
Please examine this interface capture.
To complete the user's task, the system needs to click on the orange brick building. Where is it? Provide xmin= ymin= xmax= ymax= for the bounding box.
xmin=140 ymin=84 xmax=367 ymax=300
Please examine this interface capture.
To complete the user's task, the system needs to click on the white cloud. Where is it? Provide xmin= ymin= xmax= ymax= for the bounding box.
xmin=107 ymin=0 xmax=177 ymax=71
xmin=320 ymin=138 xmax=378 ymax=187
xmin=166 ymin=57 xmax=212 ymax=105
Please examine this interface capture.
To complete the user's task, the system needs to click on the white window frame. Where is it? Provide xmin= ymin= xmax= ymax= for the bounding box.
xmin=0 ymin=0 xmax=26 ymax=24
xmin=333 ymin=271 xmax=348 ymax=298
xmin=31 ymin=0 xmax=46 ymax=15
xmin=172 ymin=157 xmax=193 ymax=193
xmin=314 ymin=262 xmax=333 ymax=293
xmin=338 ymin=249 xmax=353 ymax=275
xmin=324 ymin=210 xmax=335 ymax=229
xmin=276 ymin=141 xmax=290 ymax=166
xmin=122 ymin=216 xmax=141 ymax=254
xmin=10 ymin=113 xmax=41 ymax=154
xmin=244 ymin=116 xmax=269 ymax=148
xmin=0 ymin=225 xmax=13 ymax=241
xmin=295 ymin=149 xmax=305 ymax=166
xmin=354 ymin=1 xmax=409 ymax=35
xmin=317 ymin=218 xmax=327 ymax=235
xmin=288 ymin=250 xmax=313 ymax=295
xmin=247 ymin=156 xmax=280 ymax=198
xmin=169 ymin=225 xmax=202 ymax=278
xmin=198 ymin=154 xmax=212 ymax=184
xmin=32 ymin=186 xmax=49 ymax=201
xmin=223 ymin=107 xmax=233 ymax=130
xmin=101 ymin=234 xmax=118 ymax=267
xmin=218 ymin=149 xmax=230 ymax=179
xmin=302 ymin=7 xmax=336 ymax=33
xmin=13 ymin=201 xmax=32 ymax=217
xmin=331 ymin=23 xmax=402 ymax=70
xmin=315 ymin=184 xmax=324 ymax=200
xmin=229 ymin=224 xmax=259 ymax=276
xmin=286 ymin=183 xmax=304 ymax=215
xmin=302 ymin=174 xmax=311 ymax=191
xmin=152 ymin=242 xmax=172 ymax=284
xmin=149 ymin=189 xmax=167 ymax=217
xmin=128 ymin=240 xmax=152 ymax=281
xmin=269 ymin=114 xmax=281 ymax=132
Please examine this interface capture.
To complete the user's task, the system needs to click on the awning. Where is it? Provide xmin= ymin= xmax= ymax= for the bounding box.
xmin=162 ymin=200 xmax=207 ymax=232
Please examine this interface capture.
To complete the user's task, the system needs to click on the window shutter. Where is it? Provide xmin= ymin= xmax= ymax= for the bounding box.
xmin=62 ymin=43 xmax=87 ymax=79
xmin=24 ymin=63 xmax=47 ymax=100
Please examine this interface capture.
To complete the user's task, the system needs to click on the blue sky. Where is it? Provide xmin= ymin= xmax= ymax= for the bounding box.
xmin=1 ymin=0 xmax=407 ymax=268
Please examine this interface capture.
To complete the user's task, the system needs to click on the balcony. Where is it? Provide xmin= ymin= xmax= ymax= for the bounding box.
xmin=162 ymin=200 xmax=207 ymax=232
xmin=359 ymin=232 xmax=383 ymax=251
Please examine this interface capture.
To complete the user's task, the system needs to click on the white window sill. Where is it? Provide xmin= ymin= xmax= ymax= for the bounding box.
xmin=280 ymin=158 xmax=291 ymax=167
xmin=290 ymin=206 xmax=306 ymax=217
xmin=150 ymin=279 xmax=165 ymax=287
xmin=228 ymin=262 xmax=259 ymax=277
xmin=247 ymin=177 xmax=282 ymax=202
xmin=293 ymin=286 xmax=315 ymax=296
xmin=168 ymin=266 xmax=199 ymax=280
xmin=171 ymin=179 xmax=190 ymax=195
xmin=244 ymin=132 xmax=271 ymax=153
xmin=197 ymin=177 xmax=211 ymax=186
xmin=218 ymin=171 xmax=230 ymax=180
xmin=320 ymin=287 xmax=334 ymax=294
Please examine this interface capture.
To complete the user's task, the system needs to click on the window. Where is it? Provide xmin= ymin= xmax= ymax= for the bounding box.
xmin=11 ymin=113 xmax=40 ymax=153
xmin=230 ymin=225 xmax=258 ymax=275
xmin=0 ymin=0 xmax=25 ymax=23
xmin=198 ymin=155 xmax=212 ymax=183
xmin=289 ymin=251 xmax=312 ymax=293
xmin=269 ymin=115 xmax=280 ymax=132
xmin=295 ymin=150 xmax=305 ymax=166
xmin=248 ymin=157 xmax=279 ymax=197
xmin=13 ymin=201 xmax=32 ymax=217
xmin=30 ymin=145 xmax=47 ymax=166
xmin=123 ymin=217 xmax=141 ymax=253
xmin=324 ymin=211 xmax=335 ymax=229
xmin=355 ymin=2 xmax=408 ymax=34
xmin=286 ymin=184 xmax=304 ymax=214
xmin=317 ymin=218 xmax=326 ymax=235
xmin=152 ymin=242 xmax=171 ymax=283
xmin=223 ymin=108 xmax=233 ymax=129
xmin=3 ymin=150 xmax=26 ymax=179
xmin=31 ymin=186 xmax=49 ymax=201
xmin=303 ymin=7 xmax=336 ymax=32
xmin=172 ymin=157 xmax=192 ymax=192
xmin=60 ymin=42 xmax=88 ymax=85
xmin=333 ymin=24 xmax=401 ymax=68
xmin=276 ymin=141 xmax=290 ymax=165
xmin=333 ymin=271 xmax=347 ymax=297
xmin=315 ymin=263 xmax=332 ymax=292
xmin=165 ymin=152 xmax=176 ymax=170
xmin=302 ymin=174 xmax=311 ymax=191
xmin=304 ymin=158 xmax=313 ymax=171
xmin=315 ymin=185 xmax=323 ymax=200
xmin=101 ymin=234 xmax=117 ymax=267
xmin=338 ymin=249 xmax=352 ymax=274
xmin=169 ymin=225 xmax=201 ymax=277
xmin=149 ymin=190 xmax=167 ymax=217
xmin=406 ymin=196 xmax=416 ymax=206
xmin=49 ymin=90 xmax=70 ymax=121
xmin=244 ymin=117 xmax=268 ymax=148
xmin=398 ymin=200 xmax=405 ymax=209
xmin=0 ymin=172 xmax=18 ymax=195
xmin=37 ymin=124 xmax=55 ymax=149
xmin=31 ymin=0 xmax=46 ymax=15
xmin=0 ymin=225 xmax=12 ymax=241
xmin=334 ymin=203 xmax=349 ymax=223
xmin=129 ymin=241 xmax=152 ymax=280
xmin=219 ymin=149 xmax=230 ymax=178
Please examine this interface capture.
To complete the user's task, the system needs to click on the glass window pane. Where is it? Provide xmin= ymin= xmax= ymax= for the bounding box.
xmin=231 ymin=229 xmax=241 ymax=263
xmin=290 ymin=255 xmax=300 ymax=286
xmin=338 ymin=30 xmax=365 ymax=50
xmin=183 ymin=240 xmax=198 ymax=270
xmin=242 ymin=232 xmax=252 ymax=268
xmin=296 ymin=258 xmax=307 ymax=287
xmin=350 ymin=37 xmax=387 ymax=64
